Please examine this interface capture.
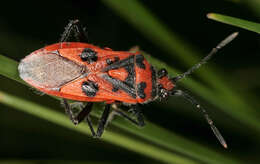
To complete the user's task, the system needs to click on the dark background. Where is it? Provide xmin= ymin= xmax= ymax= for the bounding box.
xmin=0 ymin=0 xmax=259 ymax=163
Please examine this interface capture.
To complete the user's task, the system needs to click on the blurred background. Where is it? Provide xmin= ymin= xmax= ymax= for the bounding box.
xmin=0 ymin=0 xmax=260 ymax=164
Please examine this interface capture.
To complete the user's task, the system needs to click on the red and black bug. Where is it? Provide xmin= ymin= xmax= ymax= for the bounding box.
xmin=18 ymin=20 xmax=238 ymax=148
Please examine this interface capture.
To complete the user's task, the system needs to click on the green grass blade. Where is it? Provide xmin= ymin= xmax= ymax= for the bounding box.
xmin=0 ymin=90 xmax=198 ymax=164
xmin=0 ymin=55 xmax=22 ymax=83
xmin=0 ymin=54 xmax=244 ymax=164
xmin=102 ymin=0 xmax=199 ymax=65
xmin=207 ymin=13 xmax=260 ymax=34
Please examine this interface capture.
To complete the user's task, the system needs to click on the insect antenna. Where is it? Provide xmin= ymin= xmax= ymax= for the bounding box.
xmin=172 ymin=32 xmax=238 ymax=82
xmin=173 ymin=90 xmax=227 ymax=148
xmin=170 ymin=33 xmax=238 ymax=148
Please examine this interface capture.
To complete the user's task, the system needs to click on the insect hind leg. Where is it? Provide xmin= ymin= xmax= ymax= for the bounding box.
xmin=110 ymin=104 xmax=145 ymax=127
xmin=62 ymin=99 xmax=96 ymax=136
xmin=94 ymin=103 xmax=145 ymax=138
xmin=95 ymin=104 xmax=111 ymax=138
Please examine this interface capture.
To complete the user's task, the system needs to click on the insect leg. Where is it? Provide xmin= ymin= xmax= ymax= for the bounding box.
xmin=129 ymin=105 xmax=145 ymax=127
xmin=75 ymin=102 xmax=94 ymax=123
xmin=172 ymin=89 xmax=227 ymax=148
xmin=62 ymin=99 xmax=96 ymax=136
xmin=74 ymin=102 xmax=97 ymax=136
xmin=111 ymin=104 xmax=145 ymax=127
xmin=85 ymin=115 xmax=96 ymax=137
xmin=62 ymin=99 xmax=79 ymax=125
xmin=96 ymin=104 xmax=111 ymax=138
xmin=60 ymin=19 xmax=89 ymax=43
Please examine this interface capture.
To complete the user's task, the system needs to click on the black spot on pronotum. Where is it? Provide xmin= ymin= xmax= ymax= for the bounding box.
xmin=82 ymin=80 xmax=99 ymax=97
xmin=106 ymin=58 xmax=113 ymax=65
xmin=137 ymin=82 xmax=147 ymax=99
xmin=135 ymin=54 xmax=145 ymax=69
xmin=80 ymin=48 xmax=98 ymax=64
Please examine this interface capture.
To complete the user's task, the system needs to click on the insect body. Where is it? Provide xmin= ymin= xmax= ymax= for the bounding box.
xmin=18 ymin=20 xmax=238 ymax=148
xmin=19 ymin=42 xmax=157 ymax=104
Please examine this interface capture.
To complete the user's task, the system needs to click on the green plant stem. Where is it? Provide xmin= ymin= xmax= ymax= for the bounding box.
xmin=0 ymin=90 xmax=199 ymax=164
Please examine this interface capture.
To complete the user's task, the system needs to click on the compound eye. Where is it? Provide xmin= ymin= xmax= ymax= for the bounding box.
xmin=80 ymin=48 xmax=98 ymax=64
xmin=157 ymin=68 xmax=168 ymax=79
xmin=159 ymin=88 xmax=168 ymax=98
xmin=157 ymin=84 xmax=168 ymax=98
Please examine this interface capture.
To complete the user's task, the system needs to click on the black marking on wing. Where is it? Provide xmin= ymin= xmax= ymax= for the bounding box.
xmin=137 ymin=82 xmax=146 ymax=99
xmin=135 ymin=54 xmax=145 ymax=69
xmin=112 ymin=86 xmax=119 ymax=92
xmin=102 ymin=55 xmax=134 ymax=72
xmin=114 ymin=56 xmax=120 ymax=62
xmin=82 ymin=80 xmax=99 ymax=97
xmin=151 ymin=66 xmax=157 ymax=98
xmin=102 ymin=55 xmax=136 ymax=98
xmin=124 ymin=64 xmax=135 ymax=87
xmin=102 ymin=74 xmax=136 ymax=98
